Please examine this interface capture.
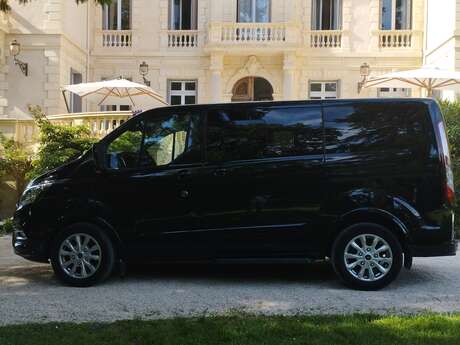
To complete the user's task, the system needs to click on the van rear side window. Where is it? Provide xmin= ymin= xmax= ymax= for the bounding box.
xmin=323 ymin=102 xmax=430 ymax=155
xmin=206 ymin=106 xmax=323 ymax=162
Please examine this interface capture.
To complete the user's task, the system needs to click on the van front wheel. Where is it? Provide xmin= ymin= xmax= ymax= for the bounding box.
xmin=50 ymin=223 xmax=115 ymax=287
xmin=331 ymin=223 xmax=403 ymax=290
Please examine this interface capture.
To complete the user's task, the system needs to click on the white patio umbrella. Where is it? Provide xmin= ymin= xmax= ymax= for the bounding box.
xmin=62 ymin=78 xmax=168 ymax=112
xmin=364 ymin=66 xmax=460 ymax=97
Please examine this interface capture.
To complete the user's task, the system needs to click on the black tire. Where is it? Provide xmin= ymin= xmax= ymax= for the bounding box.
xmin=50 ymin=223 xmax=115 ymax=287
xmin=331 ymin=223 xmax=403 ymax=290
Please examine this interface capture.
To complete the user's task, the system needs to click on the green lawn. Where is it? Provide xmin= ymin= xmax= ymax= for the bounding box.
xmin=1 ymin=314 xmax=460 ymax=345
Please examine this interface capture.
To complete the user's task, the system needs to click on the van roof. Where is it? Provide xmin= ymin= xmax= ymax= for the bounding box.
xmin=148 ymin=98 xmax=437 ymax=112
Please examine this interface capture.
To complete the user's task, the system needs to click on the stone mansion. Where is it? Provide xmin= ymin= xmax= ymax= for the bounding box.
xmin=0 ymin=0 xmax=459 ymax=143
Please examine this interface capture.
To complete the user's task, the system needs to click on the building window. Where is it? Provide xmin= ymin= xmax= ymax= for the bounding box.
xmin=170 ymin=0 xmax=198 ymax=30
xmin=378 ymin=87 xmax=411 ymax=98
xmin=381 ymin=0 xmax=412 ymax=30
xmin=237 ymin=0 xmax=270 ymax=23
xmin=102 ymin=0 xmax=131 ymax=30
xmin=70 ymin=70 xmax=82 ymax=113
xmin=309 ymin=81 xmax=338 ymax=99
xmin=168 ymin=80 xmax=197 ymax=105
xmin=311 ymin=0 xmax=342 ymax=30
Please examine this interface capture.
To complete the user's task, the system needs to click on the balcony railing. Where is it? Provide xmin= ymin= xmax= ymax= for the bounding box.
xmin=167 ymin=30 xmax=200 ymax=48
xmin=378 ymin=30 xmax=418 ymax=48
xmin=223 ymin=23 xmax=286 ymax=43
xmin=308 ymin=30 xmax=342 ymax=48
xmin=100 ymin=30 xmax=133 ymax=48
xmin=47 ymin=111 xmax=132 ymax=138
xmin=208 ymin=22 xmax=299 ymax=46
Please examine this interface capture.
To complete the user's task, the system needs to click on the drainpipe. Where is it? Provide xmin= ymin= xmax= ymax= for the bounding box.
xmin=86 ymin=1 xmax=90 ymax=111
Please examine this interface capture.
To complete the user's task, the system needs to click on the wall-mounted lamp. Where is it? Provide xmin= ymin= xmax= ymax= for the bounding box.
xmin=10 ymin=40 xmax=28 ymax=76
xmin=139 ymin=61 xmax=151 ymax=87
xmin=357 ymin=62 xmax=370 ymax=93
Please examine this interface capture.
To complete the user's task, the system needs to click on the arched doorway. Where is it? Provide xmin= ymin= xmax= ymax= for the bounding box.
xmin=231 ymin=77 xmax=274 ymax=102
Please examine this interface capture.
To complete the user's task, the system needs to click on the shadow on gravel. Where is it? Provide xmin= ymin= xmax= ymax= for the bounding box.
xmin=127 ymin=261 xmax=337 ymax=284
xmin=0 ymin=260 xmax=440 ymax=291
xmin=0 ymin=265 xmax=56 ymax=288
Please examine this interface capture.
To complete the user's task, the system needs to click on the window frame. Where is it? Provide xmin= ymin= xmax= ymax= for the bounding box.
xmin=377 ymin=87 xmax=412 ymax=98
xmin=168 ymin=80 xmax=198 ymax=105
xmin=70 ymin=69 xmax=83 ymax=113
xmin=380 ymin=0 xmax=412 ymax=30
xmin=311 ymin=0 xmax=342 ymax=30
xmin=309 ymin=81 xmax=339 ymax=100
xmin=169 ymin=0 xmax=198 ymax=30
xmin=102 ymin=0 xmax=132 ymax=30
xmin=237 ymin=0 xmax=272 ymax=23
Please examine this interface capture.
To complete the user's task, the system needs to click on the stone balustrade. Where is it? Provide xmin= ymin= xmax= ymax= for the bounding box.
xmin=208 ymin=22 xmax=300 ymax=46
xmin=377 ymin=30 xmax=422 ymax=49
xmin=308 ymin=30 xmax=343 ymax=48
xmin=166 ymin=30 xmax=200 ymax=48
xmin=0 ymin=119 xmax=36 ymax=145
xmin=47 ymin=111 xmax=133 ymax=138
xmin=99 ymin=30 xmax=133 ymax=48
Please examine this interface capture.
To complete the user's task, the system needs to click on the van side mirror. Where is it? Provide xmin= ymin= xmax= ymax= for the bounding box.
xmin=92 ymin=143 xmax=105 ymax=172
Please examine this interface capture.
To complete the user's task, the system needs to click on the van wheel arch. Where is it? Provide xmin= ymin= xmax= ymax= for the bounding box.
xmin=331 ymin=210 xmax=410 ymax=260
xmin=47 ymin=217 xmax=125 ymax=261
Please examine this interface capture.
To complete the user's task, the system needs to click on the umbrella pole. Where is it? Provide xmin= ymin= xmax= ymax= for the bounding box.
xmin=62 ymin=90 xmax=70 ymax=113
xmin=427 ymin=87 xmax=433 ymax=98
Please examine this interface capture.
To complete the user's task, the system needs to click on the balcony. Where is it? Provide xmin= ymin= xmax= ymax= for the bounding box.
xmin=163 ymin=30 xmax=202 ymax=49
xmin=97 ymin=30 xmax=133 ymax=49
xmin=377 ymin=30 xmax=422 ymax=50
xmin=307 ymin=30 xmax=342 ymax=48
xmin=47 ymin=111 xmax=132 ymax=138
xmin=207 ymin=22 xmax=300 ymax=51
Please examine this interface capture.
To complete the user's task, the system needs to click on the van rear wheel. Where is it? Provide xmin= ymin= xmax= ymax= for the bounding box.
xmin=50 ymin=223 xmax=115 ymax=287
xmin=331 ymin=223 xmax=403 ymax=290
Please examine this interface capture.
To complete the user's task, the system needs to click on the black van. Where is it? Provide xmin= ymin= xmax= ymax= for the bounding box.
xmin=12 ymin=99 xmax=457 ymax=290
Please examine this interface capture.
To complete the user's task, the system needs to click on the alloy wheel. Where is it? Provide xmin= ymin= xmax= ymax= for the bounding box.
xmin=58 ymin=233 xmax=102 ymax=279
xmin=343 ymin=234 xmax=393 ymax=282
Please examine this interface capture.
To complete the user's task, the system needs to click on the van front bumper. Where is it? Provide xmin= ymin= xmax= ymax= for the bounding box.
xmin=409 ymin=240 xmax=458 ymax=257
xmin=12 ymin=211 xmax=50 ymax=263
xmin=12 ymin=231 xmax=49 ymax=263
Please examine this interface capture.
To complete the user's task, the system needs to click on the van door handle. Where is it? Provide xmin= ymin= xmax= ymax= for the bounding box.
xmin=177 ymin=170 xmax=191 ymax=180
xmin=180 ymin=190 xmax=190 ymax=199
xmin=213 ymin=168 xmax=227 ymax=177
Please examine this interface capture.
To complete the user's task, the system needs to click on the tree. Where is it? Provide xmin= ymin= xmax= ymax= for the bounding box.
xmin=0 ymin=134 xmax=33 ymax=201
xmin=0 ymin=0 xmax=112 ymax=12
xmin=29 ymin=105 xmax=97 ymax=178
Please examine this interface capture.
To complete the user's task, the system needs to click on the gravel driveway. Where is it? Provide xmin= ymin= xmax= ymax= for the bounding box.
xmin=1 ymin=235 xmax=460 ymax=325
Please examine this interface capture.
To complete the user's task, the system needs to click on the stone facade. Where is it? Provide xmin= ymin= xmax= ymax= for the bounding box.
xmin=0 ymin=0 xmax=457 ymax=129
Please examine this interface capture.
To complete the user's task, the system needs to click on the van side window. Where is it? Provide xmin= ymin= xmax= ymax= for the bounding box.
xmin=324 ymin=103 xmax=429 ymax=155
xmin=141 ymin=112 xmax=202 ymax=167
xmin=105 ymin=112 xmax=201 ymax=170
xmin=107 ymin=123 xmax=143 ymax=170
xmin=206 ymin=106 xmax=323 ymax=162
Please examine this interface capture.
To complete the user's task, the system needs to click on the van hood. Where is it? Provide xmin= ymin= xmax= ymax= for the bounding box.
xmin=29 ymin=152 xmax=91 ymax=187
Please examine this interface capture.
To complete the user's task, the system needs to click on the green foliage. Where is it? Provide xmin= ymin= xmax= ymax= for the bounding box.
xmin=29 ymin=105 xmax=97 ymax=178
xmin=1 ymin=314 xmax=460 ymax=345
xmin=0 ymin=217 xmax=13 ymax=235
xmin=0 ymin=134 xmax=33 ymax=200
xmin=0 ymin=0 xmax=112 ymax=12
xmin=438 ymin=99 xmax=460 ymax=236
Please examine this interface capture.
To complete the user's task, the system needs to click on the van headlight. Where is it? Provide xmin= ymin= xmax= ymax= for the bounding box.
xmin=18 ymin=183 xmax=51 ymax=208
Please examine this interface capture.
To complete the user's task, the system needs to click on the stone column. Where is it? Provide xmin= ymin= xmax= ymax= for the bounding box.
xmin=283 ymin=53 xmax=297 ymax=100
xmin=210 ymin=53 xmax=224 ymax=103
